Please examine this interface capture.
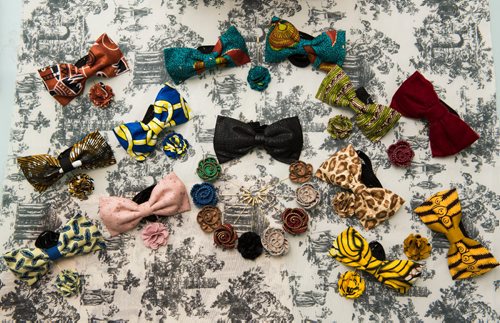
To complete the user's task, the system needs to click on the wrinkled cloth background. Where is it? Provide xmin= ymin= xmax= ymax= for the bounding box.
xmin=0 ymin=0 xmax=499 ymax=321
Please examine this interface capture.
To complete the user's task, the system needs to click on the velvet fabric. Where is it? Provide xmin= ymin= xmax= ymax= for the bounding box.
xmin=390 ymin=71 xmax=479 ymax=157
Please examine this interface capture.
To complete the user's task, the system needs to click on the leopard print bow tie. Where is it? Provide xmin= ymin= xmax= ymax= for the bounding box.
xmin=316 ymin=144 xmax=405 ymax=230
xmin=415 ymin=189 xmax=499 ymax=280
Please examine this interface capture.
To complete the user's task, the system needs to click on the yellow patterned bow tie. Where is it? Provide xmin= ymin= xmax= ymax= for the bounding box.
xmin=316 ymin=144 xmax=404 ymax=230
xmin=3 ymin=214 xmax=105 ymax=285
xmin=414 ymin=189 xmax=499 ymax=280
xmin=330 ymin=227 xmax=422 ymax=293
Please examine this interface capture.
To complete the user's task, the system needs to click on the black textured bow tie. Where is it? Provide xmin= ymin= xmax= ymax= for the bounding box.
xmin=213 ymin=115 xmax=303 ymax=164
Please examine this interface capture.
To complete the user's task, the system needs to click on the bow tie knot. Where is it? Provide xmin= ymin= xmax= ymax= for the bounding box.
xmin=414 ymin=189 xmax=498 ymax=279
xmin=316 ymin=145 xmax=404 ymax=230
xmin=254 ymin=133 xmax=266 ymax=146
xmin=99 ymin=173 xmax=191 ymax=236
xmin=425 ymin=102 xmax=449 ymax=123
xmin=45 ymin=246 xmax=64 ymax=261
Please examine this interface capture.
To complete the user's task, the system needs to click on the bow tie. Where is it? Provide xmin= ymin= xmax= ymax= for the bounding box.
xmin=265 ymin=16 xmax=346 ymax=72
xmin=113 ymin=83 xmax=192 ymax=161
xmin=164 ymin=26 xmax=251 ymax=84
xmin=38 ymin=33 xmax=129 ymax=106
xmin=316 ymin=145 xmax=405 ymax=230
xmin=330 ymin=227 xmax=423 ymax=293
xmin=3 ymin=214 xmax=105 ymax=285
xmin=414 ymin=189 xmax=498 ymax=279
xmin=99 ymin=173 xmax=191 ymax=236
xmin=213 ymin=115 xmax=303 ymax=164
xmin=390 ymin=71 xmax=479 ymax=157
xmin=316 ymin=65 xmax=401 ymax=142
xmin=17 ymin=131 xmax=116 ymax=192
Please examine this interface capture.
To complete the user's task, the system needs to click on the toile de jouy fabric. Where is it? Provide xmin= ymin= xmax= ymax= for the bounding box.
xmin=0 ymin=0 xmax=499 ymax=321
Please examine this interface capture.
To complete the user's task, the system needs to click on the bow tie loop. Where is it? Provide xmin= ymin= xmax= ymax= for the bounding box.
xmin=17 ymin=131 xmax=116 ymax=192
xmin=213 ymin=115 xmax=303 ymax=164
xmin=164 ymin=26 xmax=251 ymax=84
xmin=99 ymin=173 xmax=191 ymax=236
xmin=316 ymin=145 xmax=404 ymax=230
xmin=424 ymin=101 xmax=451 ymax=124
xmin=254 ymin=133 xmax=266 ymax=146
xmin=38 ymin=34 xmax=129 ymax=106
xmin=3 ymin=214 xmax=105 ymax=285
xmin=414 ymin=189 xmax=498 ymax=279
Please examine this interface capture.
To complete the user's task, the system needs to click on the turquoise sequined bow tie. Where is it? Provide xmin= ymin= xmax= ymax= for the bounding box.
xmin=265 ymin=16 xmax=346 ymax=72
xmin=163 ymin=26 xmax=251 ymax=84
xmin=114 ymin=83 xmax=192 ymax=161
xmin=3 ymin=214 xmax=105 ymax=286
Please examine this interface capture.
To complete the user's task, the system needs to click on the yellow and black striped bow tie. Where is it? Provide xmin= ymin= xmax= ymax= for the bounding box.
xmin=414 ymin=188 xmax=499 ymax=280
xmin=330 ymin=227 xmax=422 ymax=293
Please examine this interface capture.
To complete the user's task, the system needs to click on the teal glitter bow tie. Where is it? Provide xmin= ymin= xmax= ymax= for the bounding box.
xmin=114 ymin=83 xmax=192 ymax=161
xmin=163 ymin=26 xmax=251 ymax=84
xmin=3 ymin=214 xmax=105 ymax=286
xmin=265 ymin=16 xmax=346 ymax=72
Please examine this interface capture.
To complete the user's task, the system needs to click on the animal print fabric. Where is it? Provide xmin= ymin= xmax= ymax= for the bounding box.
xmin=316 ymin=144 xmax=404 ymax=229
xmin=0 ymin=0 xmax=499 ymax=321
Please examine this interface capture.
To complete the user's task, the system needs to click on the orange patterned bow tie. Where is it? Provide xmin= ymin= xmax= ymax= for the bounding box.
xmin=38 ymin=33 xmax=129 ymax=106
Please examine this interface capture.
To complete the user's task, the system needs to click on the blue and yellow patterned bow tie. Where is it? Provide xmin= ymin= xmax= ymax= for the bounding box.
xmin=113 ymin=83 xmax=192 ymax=161
xmin=164 ymin=26 xmax=251 ymax=84
xmin=265 ymin=16 xmax=346 ymax=72
xmin=3 ymin=214 xmax=105 ymax=286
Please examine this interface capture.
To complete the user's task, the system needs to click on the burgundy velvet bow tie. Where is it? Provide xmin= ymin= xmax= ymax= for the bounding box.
xmin=38 ymin=33 xmax=130 ymax=106
xmin=390 ymin=71 xmax=479 ymax=157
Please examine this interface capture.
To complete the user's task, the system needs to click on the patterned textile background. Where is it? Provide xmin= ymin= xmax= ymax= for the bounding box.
xmin=0 ymin=0 xmax=499 ymax=321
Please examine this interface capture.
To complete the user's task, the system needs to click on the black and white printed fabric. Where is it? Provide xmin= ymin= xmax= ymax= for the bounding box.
xmin=0 ymin=0 xmax=499 ymax=321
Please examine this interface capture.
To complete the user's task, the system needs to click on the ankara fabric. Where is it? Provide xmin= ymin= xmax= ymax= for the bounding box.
xmin=38 ymin=33 xmax=129 ymax=106
xmin=1 ymin=0 xmax=499 ymax=322
xmin=113 ymin=83 xmax=191 ymax=161
xmin=414 ymin=189 xmax=499 ymax=279
xmin=164 ymin=26 xmax=251 ymax=84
